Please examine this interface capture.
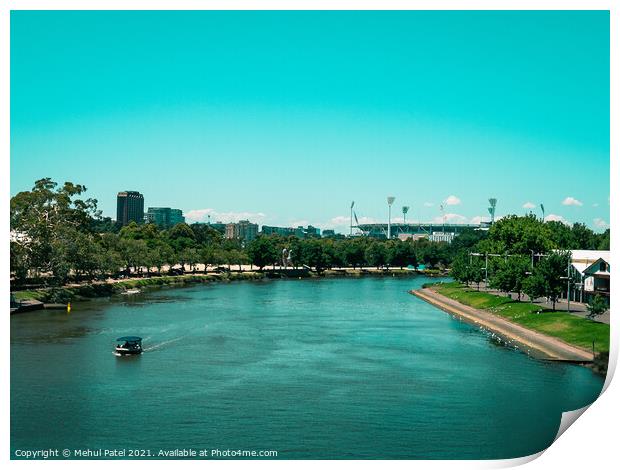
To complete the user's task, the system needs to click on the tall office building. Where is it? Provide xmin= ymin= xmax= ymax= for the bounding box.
xmin=146 ymin=207 xmax=185 ymax=228
xmin=169 ymin=209 xmax=185 ymax=226
xmin=225 ymin=220 xmax=258 ymax=243
xmin=116 ymin=191 xmax=144 ymax=226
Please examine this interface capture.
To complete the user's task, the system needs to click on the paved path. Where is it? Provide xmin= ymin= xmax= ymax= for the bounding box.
xmin=412 ymin=288 xmax=594 ymax=362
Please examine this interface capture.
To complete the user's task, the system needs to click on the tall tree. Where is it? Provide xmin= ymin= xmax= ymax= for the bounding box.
xmin=247 ymin=236 xmax=278 ymax=270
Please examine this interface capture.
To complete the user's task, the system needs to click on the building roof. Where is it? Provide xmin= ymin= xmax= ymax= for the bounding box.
xmin=566 ymin=250 xmax=610 ymax=276
xmin=568 ymin=250 xmax=610 ymax=264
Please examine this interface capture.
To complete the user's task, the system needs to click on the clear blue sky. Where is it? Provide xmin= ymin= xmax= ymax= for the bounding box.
xmin=10 ymin=11 xmax=610 ymax=232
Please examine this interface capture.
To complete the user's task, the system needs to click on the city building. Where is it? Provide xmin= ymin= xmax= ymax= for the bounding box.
xmin=116 ymin=191 xmax=144 ymax=226
xmin=262 ymin=225 xmax=296 ymax=237
xmin=146 ymin=207 xmax=185 ymax=228
xmin=208 ymin=222 xmax=227 ymax=235
xmin=397 ymin=233 xmax=428 ymax=242
xmin=304 ymin=225 xmax=321 ymax=238
xmin=567 ymin=250 xmax=610 ymax=304
xmin=225 ymin=220 xmax=258 ymax=243
xmin=261 ymin=225 xmax=321 ymax=238
xmin=429 ymin=232 xmax=456 ymax=244
xmin=322 ymin=229 xmax=345 ymax=239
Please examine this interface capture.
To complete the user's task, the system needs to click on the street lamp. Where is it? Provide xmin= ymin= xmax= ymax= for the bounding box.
xmin=387 ymin=196 xmax=395 ymax=239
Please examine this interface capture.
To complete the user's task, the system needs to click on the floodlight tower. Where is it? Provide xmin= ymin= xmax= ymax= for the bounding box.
xmin=350 ymin=201 xmax=355 ymax=236
xmin=488 ymin=198 xmax=497 ymax=224
xmin=402 ymin=206 xmax=410 ymax=225
xmin=440 ymin=204 xmax=445 ymax=232
xmin=387 ymin=196 xmax=396 ymax=239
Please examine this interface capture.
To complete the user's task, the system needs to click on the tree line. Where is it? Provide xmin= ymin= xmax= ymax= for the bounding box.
xmin=449 ymin=214 xmax=609 ymax=312
xmin=11 ymin=179 xmax=610 ymax=303
xmin=11 ymin=178 xmax=458 ymax=285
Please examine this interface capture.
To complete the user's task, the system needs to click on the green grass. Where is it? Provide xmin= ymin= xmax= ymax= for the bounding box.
xmin=12 ymin=290 xmax=47 ymax=302
xmin=431 ymin=282 xmax=610 ymax=353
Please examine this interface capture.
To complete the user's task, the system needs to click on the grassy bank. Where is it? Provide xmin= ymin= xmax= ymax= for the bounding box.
xmin=430 ymin=282 xmax=609 ymax=353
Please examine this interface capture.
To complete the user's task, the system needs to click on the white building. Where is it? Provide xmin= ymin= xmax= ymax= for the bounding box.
xmin=568 ymin=250 xmax=610 ymax=304
xmin=429 ymin=232 xmax=456 ymax=244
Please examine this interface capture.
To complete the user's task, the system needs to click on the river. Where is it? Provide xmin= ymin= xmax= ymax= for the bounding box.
xmin=10 ymin=276 xmax=603 ymax=459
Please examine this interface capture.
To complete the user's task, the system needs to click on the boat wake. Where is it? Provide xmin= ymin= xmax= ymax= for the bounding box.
xmin=143 ymin=335 xmax=188 ymax=352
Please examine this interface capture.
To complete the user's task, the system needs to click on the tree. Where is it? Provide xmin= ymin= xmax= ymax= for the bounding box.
xmin=235 ymin=250 xmax=250 ymax=271
xmin=117 ymin=238 xmax=149 ymax=274
xmin=523 ymin=272 xmax=546 ymax=303
xmin=468 ymin=257 xmax=485 ymax=290
xmin=571 ymin=223 xmax=597 ymax=250
xmin=200 ymin=246 xmax=216 ymax=272
xmin=387 ymin=241 xmax=416 ymax=269
xmin=586 ymin=294 xmax=608 ymax=320
xmin=10 ymin=241 xmax=29 ymax=282
xmin=365 ymin=242 xmax=387 ymax=269
xmin=183 ymin=248 xmax=200 ymax=272
xmin=535 ymin=251 xmax=571 ymax=311
xmin=166 ymin=223 xmax=196 ymax=256
xmin=489 ymin=255 xmax=529 ymax=300
xmin=247 ymin=236 xmax=278 ymax=270
xmin=342 ymin=239 xmax=366 ymax=269
xmin=300 ymin=239 xmax=328 ymax=272
xmin=486 ymin=214 xmax=554 ymax=255
xmin=10 ymin=178 xmax=100 ymax=279
xmin=450 ymin=252 xmax=472 ymax=285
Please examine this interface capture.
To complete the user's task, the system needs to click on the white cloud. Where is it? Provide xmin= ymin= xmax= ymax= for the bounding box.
xmin=562 ymin=197 xmax=583 ymax=207
xmin=594 ymin=218 xmax=609 ymax=230
xmin=592 ymin=203 xmax=599 ymax=208
xmin=432 ymin=213 xmax=467 ymax=224
xmin=544 ymin=214 xmax=571 ymax=226
xmin=522 ymin=202 xmax=536 ymax=209
xmin=470 ymin=215 xmax=487 ymax=225
xmin=329 ymin=215 xmax=376 ymax=229
xmin=423 ymin=202 xmax=434 ymax=207
xmin=444 ymin=195 xmax=461 ymax=206
xmin=186 ymin=208 xmax=267 ymax=224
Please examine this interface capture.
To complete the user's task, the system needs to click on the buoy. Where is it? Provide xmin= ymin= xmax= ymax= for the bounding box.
xmin=67 ymin=302 xmax=71 ymax=314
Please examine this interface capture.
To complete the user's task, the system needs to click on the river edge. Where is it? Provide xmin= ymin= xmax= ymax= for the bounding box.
xmin=11 ymin=268 xmax=442 ymax=306
xmin=410 ymin=287 xmax=607 ymax=376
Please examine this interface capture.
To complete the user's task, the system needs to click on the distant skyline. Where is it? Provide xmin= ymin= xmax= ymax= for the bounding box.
xmin=11 ymin=11 xmax=610 ymax=232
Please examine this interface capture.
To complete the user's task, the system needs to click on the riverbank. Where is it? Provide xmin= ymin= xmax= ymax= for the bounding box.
xmin=411 ymin=283 xmax=609 ymax=369
xmin=11 ymin=267 xmax=433 ymax=306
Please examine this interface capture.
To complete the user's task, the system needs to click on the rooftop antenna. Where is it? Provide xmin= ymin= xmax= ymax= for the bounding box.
xmin=402 ymin=206 xmax=410 ymax=225
xmin=387 ymin=196 xmax=396 ymax=239
xmin=488 ymin=198 xmax=497 ymax=223
xmin=350 ymin=201 xmax=355 ymax=236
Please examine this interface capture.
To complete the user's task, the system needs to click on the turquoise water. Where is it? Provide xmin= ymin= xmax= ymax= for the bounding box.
xmin=11 ymin=277 xmax=603 ymax=459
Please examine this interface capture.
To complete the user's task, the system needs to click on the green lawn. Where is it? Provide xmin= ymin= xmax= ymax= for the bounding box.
xmin=431 ymin=282 xmax=610 ymax=353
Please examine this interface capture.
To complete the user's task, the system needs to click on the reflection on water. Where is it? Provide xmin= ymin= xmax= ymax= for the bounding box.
xmin=11 ymin=277 xmax=603 ymax=459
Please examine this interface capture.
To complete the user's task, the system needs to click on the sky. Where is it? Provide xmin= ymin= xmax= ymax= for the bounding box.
xmin=10 ymin=11 xmax=610 ymax=232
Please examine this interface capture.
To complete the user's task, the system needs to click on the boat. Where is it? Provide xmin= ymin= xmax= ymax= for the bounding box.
xmin=121 ymin=288 xmax=141 ymax=295
xmin=114 ymin=336 xmax=143 ymax=356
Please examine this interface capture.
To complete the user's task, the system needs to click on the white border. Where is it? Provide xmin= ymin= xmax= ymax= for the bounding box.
xmin=2 ymin=2 xmax=616 ymax=469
